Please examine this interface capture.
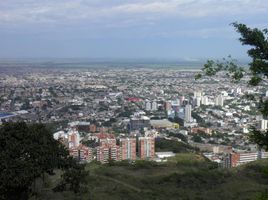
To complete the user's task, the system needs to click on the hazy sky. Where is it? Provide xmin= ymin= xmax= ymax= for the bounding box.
xmin=0 ymin=0 xmax=267 ymax=61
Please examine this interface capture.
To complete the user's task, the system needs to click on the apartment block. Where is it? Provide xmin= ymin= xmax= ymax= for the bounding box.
xmin=69 ymin=144 xmax=93 ymax=162
xmin=223 ymin=151 xmax=268 ymax=168
xmin=96 ymin=138 xmax=120 ymax=163
xmin=138 ymin=137 xmax=155 ymax=160
xmin=96 ymin=146 xmax=110 ymax=163
xmin=120 ymin=138 xmax=136 ymax=160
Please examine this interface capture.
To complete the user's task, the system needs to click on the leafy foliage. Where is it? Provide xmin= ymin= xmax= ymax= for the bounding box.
xmin=197 ymin=22 xmax=268 ymax=150
xmin=196 ymin=56 xmax=245 ymax=82
xmin=248 ymin=126 xmax=268 ymax=151
xmin=196 ymin=22 xmax=268 ymax=86
xmin=155 ymin=138 xmax=196 ymax=153
xmin=0 ymin=122 xmax=88 ymax=200
xmin=54 ymin=164 xmax=89 ymax=193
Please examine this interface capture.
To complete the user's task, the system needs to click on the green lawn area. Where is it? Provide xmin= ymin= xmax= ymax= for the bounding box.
xmin=167 ymin=153 xmax=206 ymax=163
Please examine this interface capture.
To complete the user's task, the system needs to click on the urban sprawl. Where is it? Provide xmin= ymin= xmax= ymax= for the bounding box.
xmin=0 ymin=66 xmax=267 ymax=167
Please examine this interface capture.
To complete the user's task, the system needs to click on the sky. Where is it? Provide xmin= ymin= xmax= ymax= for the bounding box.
xmin=0 ymin=0 xmax=267 ymax=61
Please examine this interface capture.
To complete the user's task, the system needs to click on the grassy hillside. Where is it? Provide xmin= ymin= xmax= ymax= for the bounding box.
xmin=31 ymin=155 xmax=268 ymax=200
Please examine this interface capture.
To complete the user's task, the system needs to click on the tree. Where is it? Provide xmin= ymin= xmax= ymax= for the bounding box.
xmin=192 ymin=135 xmax=203 ymax=143
xmin=196 ymin=22 xmax=268 ymax=150
xmin=0 ymin=122 xmax=87 ymax=200
xmin=53 ymin=162 xmax=89 ymax=193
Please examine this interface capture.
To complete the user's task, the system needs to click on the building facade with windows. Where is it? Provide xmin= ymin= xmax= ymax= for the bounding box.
xmin=138 ymin=137 xmax=155 ymax=160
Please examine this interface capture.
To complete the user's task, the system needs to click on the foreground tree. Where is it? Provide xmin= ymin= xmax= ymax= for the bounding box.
xmin=196 ymin=22 xmax=268 ymax=150
xmin=0 ymin=122 xmax=87 ymax=200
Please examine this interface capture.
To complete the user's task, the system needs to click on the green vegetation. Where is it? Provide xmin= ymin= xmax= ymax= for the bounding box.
xmin=192 ymin=111 xmax=205 ymax=124
xmin=31 ymin=157 xmax=268 ymax=200
xmin=197 ymin=23 xmax=268 ymax=150
xmin=192 ymin=134 xmax=203 ymax=143
xmin=0 ymin=122 xmax=87 ymax=200
xmin=155 ymin=138 xmax=196 ymax=153
xmin=1 ymin=123 xmax=268 ymax=199
xmin=166 ymin=131 xmax=188 ymax=142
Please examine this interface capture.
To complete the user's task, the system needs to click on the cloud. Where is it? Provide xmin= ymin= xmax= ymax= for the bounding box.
xmin=0 ymin=0 xmax=267 ymax=25
xmin=155 ymin=26 xmax=235 ymax=39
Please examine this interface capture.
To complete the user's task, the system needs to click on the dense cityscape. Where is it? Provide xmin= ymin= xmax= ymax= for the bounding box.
xmin=1 ymin=65 xmax=267 ymax=167
xmin=1 ymin=0 xmax=268 ymax=199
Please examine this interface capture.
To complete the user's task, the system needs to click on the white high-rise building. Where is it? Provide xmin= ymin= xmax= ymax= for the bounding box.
xmin=193 ymin=97 xmax=201 ymax=107
xmin=151 ymin=101 xmax=158 ymax=111
xmin=260 ymin=119 xmax=268 ymax=130
xmin=180 ymin=96 xmax=185 ymax=105
xmin=165 ymin=100 xmax=172 ymax=111
xmin=215 ymin=95 xmax=224 ymax=107
xmin=145 ymin=100 xmax=158 ymax=111
xmin=194 ymin=91 xmax=202 ymax=98
xmin=185 ymin=104 xmax=192 ymax=123
xmin=201 ymin=96 xmax=209 ymax=105
xmin=145 ymin=100 xmax=151 ymax=111
xmin=196 ymin=97 xmax=201 ymax=107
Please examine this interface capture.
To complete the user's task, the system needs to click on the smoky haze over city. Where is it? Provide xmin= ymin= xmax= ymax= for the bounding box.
xmin=1 ymin=1 xmax=268 ymax=200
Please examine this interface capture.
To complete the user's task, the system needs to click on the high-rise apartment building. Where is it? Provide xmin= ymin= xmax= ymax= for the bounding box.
xmin=97 ymin=138 xmax=120 ymax=163
xmin=194 ymin=97 xmax=201 ymax=107
xmin=68 ymin=131 xmax=80 ymax=148
xmin=145 ymin=100 xmax=151 ymax=111
xmin=151 ymin=101 xmax=158 ymax=111
xmin=215 ymin=95 xmax=224 ymax=107
xmin=260 ymin=119 xmax=268 ymax=130
xmin=180 ymin=96 xmax=185 ymax=105
xmin=184 ymin=104 xmax=192 ymax=123
xmin=96 ymin=146 xmax=109 ymax=163
xmin=120 ymin=138 xmax=136 ymax=160
xmin=165 ymin=101 xmax=172 ymax=111
xmin=145 ymin=100 xmax=157 ymax=111
xmin=201 ymin=96 xmax=209 ymax=105
xmin=138 ymin=137 xmax=155 ymax=160
xmin=69 ymin=144 xmax=93 ymax=162
xmin=194 ymin=91 xmax=202 ymax=98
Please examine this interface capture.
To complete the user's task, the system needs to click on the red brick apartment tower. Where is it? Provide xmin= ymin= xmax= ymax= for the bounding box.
xmin=69 ymin=144 xmax=93 ymax=162
xmin=96 ymin=146 xmax=109 ymax=164
xmin=230 ymin=153 xmax=240 ymax=167
xmin=138 ymin=137 xmax=155 ymax=160
xmin=97 ymin=138 xmax=121 ymax=163
xmin=120 ymin=138 xmax=136 ymax=160
xmin=68 ymin=133 xmax=79 ymax=148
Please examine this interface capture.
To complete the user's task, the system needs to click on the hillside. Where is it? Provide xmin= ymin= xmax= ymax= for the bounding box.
xmin=31 ymin=155 xmax=268 ymax=200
